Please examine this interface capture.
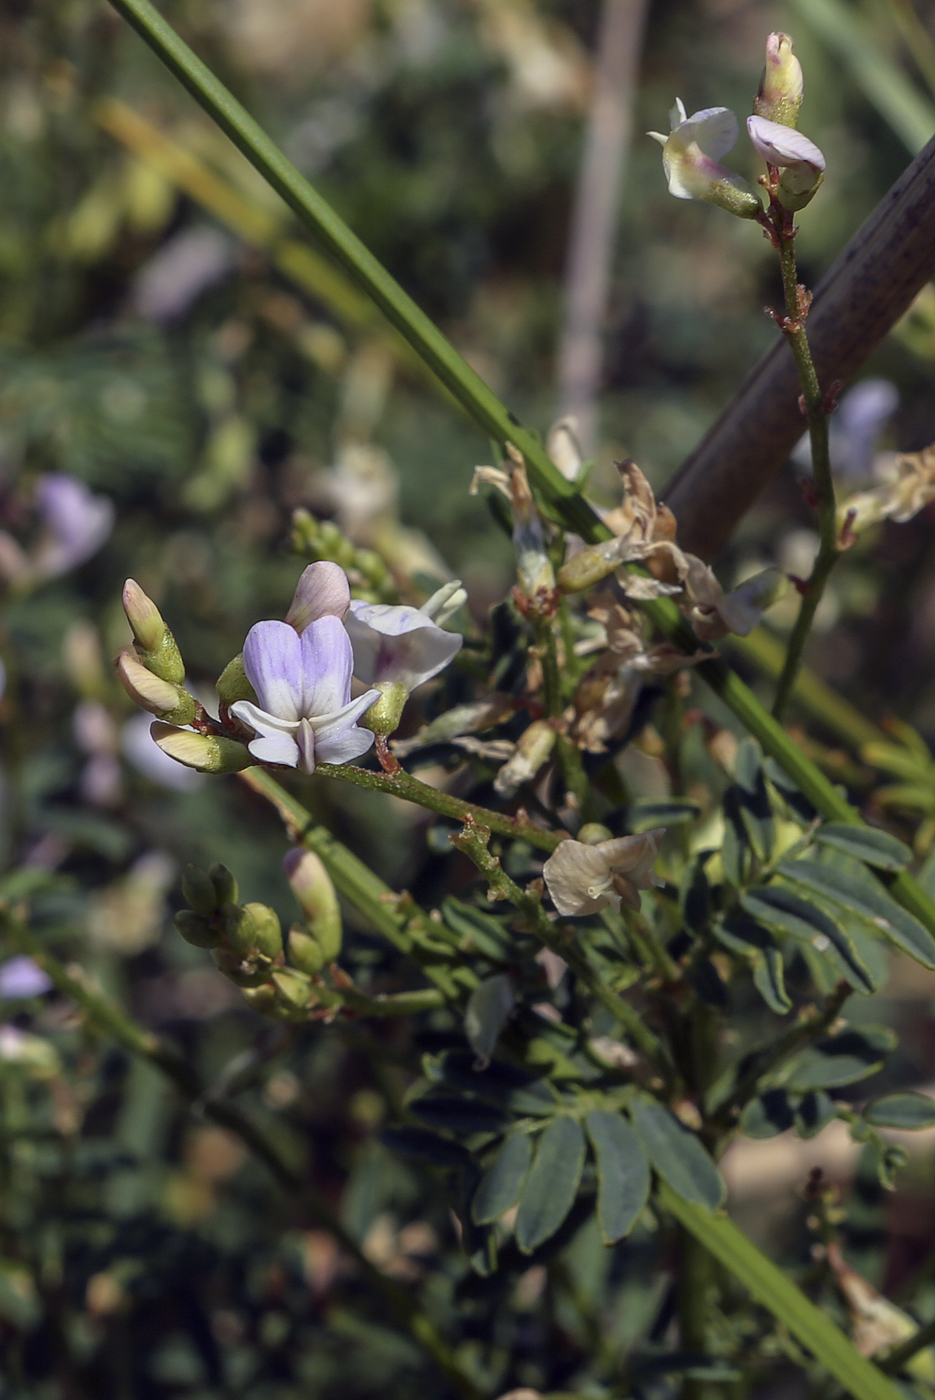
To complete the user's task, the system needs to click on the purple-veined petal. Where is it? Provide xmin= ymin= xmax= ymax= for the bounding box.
xmin=242 ymin=620 xmax=305 ymax=721
xmin=231 ymin=701 xmax=302 ymax=769
xmin=299 ymin=615 xmax=354 ymax=716
xmin=285 ymin=561 xmax=351 ymax=633
xmin=746 ymin=115 xmax=825 ymax=171
xmin=346 ymin=601 xmax=463 ymax=690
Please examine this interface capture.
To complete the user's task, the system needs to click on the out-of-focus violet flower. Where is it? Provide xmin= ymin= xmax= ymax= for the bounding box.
xmin=0 ymin=956 xmax=52 ymax=999
xmin=121 ymin=711 xmax=204 ymax=791
xmin=231 ymin=618 xmax=379 ymax=773
xmin=33 ymin=474 xmax=114 ymax=580
xmin=132 ymin=226 xmax=236 ymax=323
xmin=794 ymin=379 xmax=899 ymax=482
xmin=648 ymin=102 xmax=760 ymax=217
xmin=346 ymin=587 xmax=464 ymax=693
xmin=747 ymin=114 xmax=824 ymax=208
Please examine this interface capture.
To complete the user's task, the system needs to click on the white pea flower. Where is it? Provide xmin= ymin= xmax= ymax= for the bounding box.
xmin=649 ymin=102 xmax=760 ymax=218
xmin=543 ymin=830 xmax=665 ymax=916
xmin=345 ymin=583 xmax=465 ymax=693
xmin=747 ymin=115 xmax=825 ymax=209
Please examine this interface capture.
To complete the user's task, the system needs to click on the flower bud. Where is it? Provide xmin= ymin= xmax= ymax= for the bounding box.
xmin=242 ymin=902 xmax=283 ymax=960
xmin=240 ymin=983 xmax=278 ymax=1015
xmin=361 ymin=681 xmax=408 ymax=739
xmin=747 ymin=116 xmax=825 ymax=211
xmin=216 ymin=653 xmax=256 ymax=706
xmin=494 ymin=719 xmax=557 ymax=798
xmin=284 ymin=561 xmax=350 ymax=633
xmin=283 ymin=849 xmax=342 ymax=961
xmin=209 ymin=863 xmax=238 ymax=907
xmin=150 ymin=723 xmax=253 ymax=774
xmin=578 ymin=823 xmax=614 ymax=845
xmin=182 ymin=864 xmax=219 ymax=916
xmin=122 ymin=579 xmax=185 ymax=684
xmin=288 ymin=925 xmax=326 ymax=975
xmin=174 ymin=909 xmax=221 ymax=949
xmin=212 ymin=946 xmax=270 ymax=987
xmin=220 ymin=902 xmax=259 ymax=956
xmin=558 ymin=537 xmax=633 ymax=594
xmin=272 ymin=968 xmax=313 ymax=1015
xmin=117 ymin=651 xmax=196 ymax=724
xmin=754 ymin=33 xmax=803 ymax=128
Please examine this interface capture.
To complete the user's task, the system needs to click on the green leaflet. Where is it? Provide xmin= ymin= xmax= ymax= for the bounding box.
xmin=472 ymin=1133 xmax=533 ymax=1225
xmin=794 ymin=1090 xmax=837 ymax=1139
xmin=752 ymin=947 xmax=792 ymax=1015
xmin=779 ymin=1026 xmax=896 ymax=1092
xmin=410 ymin=1094 xmax=511 ymax=1136
xmin=733 ymin=738 xmax=775 ymax=862
xmin=629 ymin=1097 xmax=725 ymax=1211
xmin=742 ymin=885 xmax=875 ymax=994
xmin=627 ymin=799 xmax=700 ymax=831
xmin=739 ymin=1090 xmax=796 ymax=1139
xmin=515 ymin=1117 xmax=586 ymax=1253
xmin=777 ymin=858 xmax=935 ymax=969
xmin=464 ymin=974 xmax=516 ymax=1062
xmin=585 ymin=1110 xmax=650 ymax=1244
xmin=814 ymin=823 xmax=912 ymax=871
xmin=864 ymin=1092 xmax=935 ymax=1129
xmin=380 ymin=1126 xmax=472 ymax=1167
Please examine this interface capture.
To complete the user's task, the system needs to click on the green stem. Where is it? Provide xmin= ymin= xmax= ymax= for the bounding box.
xmin=878 ymin=1312 xmax=935 ymax=1375
xmin=772 ymin=227 xmax=840 ymax=722
xmin=316 ymin=760 xmax=563 ymax=851
xmin=450 ymin=819 xmax=677 ymax=1084
xmin=659 ymin=1186 xmax=906 ymax=1400
xmin=726 ymin=629 xmax=886 ymax=751
xmin=531 ymin=613 xmax=589 ymax=812
xmin=679 ymin=1226 xmax=717 ymax=1400
xmin=0 ymin=910 xmax=483 ymax=1400
xmin=106 ymin=0 xmax=935 ymax=948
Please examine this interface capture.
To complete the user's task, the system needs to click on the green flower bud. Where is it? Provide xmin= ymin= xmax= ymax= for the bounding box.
xmin=221 ymin=901 xmax=259 ymax=956
xmin=209 ymin=863 xmax=238 ymax=907
xmin=753 ymin=33 xmax=804 ymax=129
xmin=174 ymin=909 xmax=221 ymax=949
xmin=578 ymin=823 xmax=614 ymax=845
xmin=216 ymin=653 xmax=257 ymax=706
xmin=288 ymin=925 xmax=326 ymax=975
xmin=272 ymin=967 xmax=313 ymax=1016
xmin=242 ymin=902 xmax=282 ymax=960
xmin=361 ymin=681 xmax=407 ymax=739
xmin=150 ymin=723 xmax=253 ymax=774
xmin=212 ymin=946 xmax=270 ymax=987
xmin=557 ymin=537 xmax=633 ymax=594
xmin=181 ymin=864 xmax=219 ymax=917
xmin=240 ymin=983 xmax=278 ymax=1015
xmin=283 ymin=850 xmax=342 ymax=961
xmin=122 ymin=579 xmax=185 ymax=685
xmin=116 ymin=651 xmax=196 ymax=725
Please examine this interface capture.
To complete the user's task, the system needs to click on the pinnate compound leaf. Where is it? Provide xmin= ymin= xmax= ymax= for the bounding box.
xmin=864 ymin=1092 xmax=935 ymax=1130
xmin=780 ymin=1026 xmax=896 ymax=1092
xmin=585 ymin=1110 xmax=650 ymax=1243
xmin=515 ymin=1117 xmax=585 ymax=1253
xmin=813 ymin=824 xmax=911 ymax=872
xmin=743 ymin=885 xmax=875 ymax=995
xmin=777 ymin=858 xmax=935 ymax=969
xmin=630 ymin=1097 xmax=725 ymax=1211
xmin=472 ymin=1132 xmax=533 ymax=1224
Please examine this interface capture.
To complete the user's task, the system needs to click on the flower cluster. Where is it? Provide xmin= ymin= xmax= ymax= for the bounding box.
xmin=649 ymin=32 xmax=824 ymax=216
xmin=116 ymin=561 xmax=465 ymax=778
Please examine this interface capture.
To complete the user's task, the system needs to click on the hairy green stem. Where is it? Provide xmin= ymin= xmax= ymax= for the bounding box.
xmin=0 ymin=909 xmax=483 ymax=1400
xmin=316 ymin=760 xmax=563 ymax=851
xmin=771 ymin=227 xmax=840 ymax=722
xmin=106 ymin=0 xmax=935 ymax=949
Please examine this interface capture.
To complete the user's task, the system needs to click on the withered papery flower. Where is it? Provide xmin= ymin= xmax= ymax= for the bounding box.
xmin=837 ymin=444 xmax=935 ymax=539
xmin=542 ymin=830 xmax=665 ymax=916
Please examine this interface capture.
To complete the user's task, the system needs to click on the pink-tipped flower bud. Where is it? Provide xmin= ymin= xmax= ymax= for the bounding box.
xmin=117 ymin=651 xmax=196 ymax=724
xmin=283 ymin=849 xmax=342 ymax=961
xmin=284 ymin=561 xmax=351 ymax=634
xmin=754 ymin=33 xmax=804 ymax=128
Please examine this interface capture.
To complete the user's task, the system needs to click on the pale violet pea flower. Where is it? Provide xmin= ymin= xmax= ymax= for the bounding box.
xmin=346 ymin=581 xmax=465 ymax=692
xmin=33 ymin=474 xmax=115 ymax=580
xmin=231 ymin=617 xmax=380 ymax=774
xmin=0 ymin=956 xmax=52 ymax=999
xmin=648 ymin=102 xmax=760 ymax=218
xmin=794 ymin=379 xmax=899 ymax=483
xmin=746 ymin=115 xmax=825 ymax=208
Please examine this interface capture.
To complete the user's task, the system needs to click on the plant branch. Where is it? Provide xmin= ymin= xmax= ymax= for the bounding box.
xmin=877 ymin=1312 xmax=935 ymax=1375
xmin=0 ymin=908 xmax=484 ymax=1400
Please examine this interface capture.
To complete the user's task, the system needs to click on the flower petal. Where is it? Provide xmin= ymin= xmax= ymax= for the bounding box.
xmin=310 ymin=689 xmax=381 ymax=744
xmin=746 ymin=115 xmax=825 ymax=171
xmin=299 ymin=615 xmax=354 ymax=716
xmin=346 ymin=601 xmax=463 ymax=690
xmin=686 ymin=106 xmax=739 ymax=161
xmin=542 ymin=840 xmax=615 ymax=916
xmin=242 ymin=621 xmax=304 ymax=721
xmin=315 ymin=723 xmax=376 ymax=766
xmin=285 ymin=561 xmax=351 ymax=633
